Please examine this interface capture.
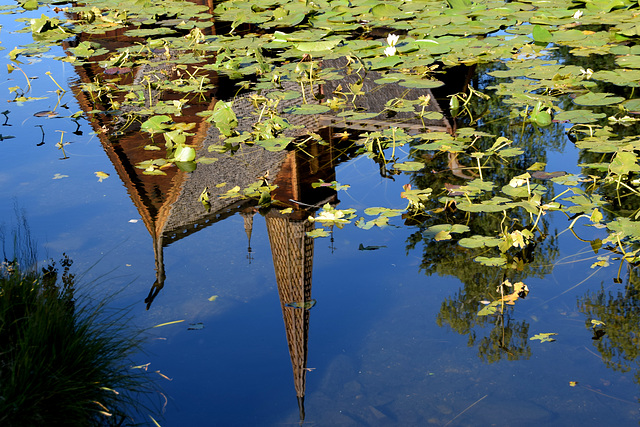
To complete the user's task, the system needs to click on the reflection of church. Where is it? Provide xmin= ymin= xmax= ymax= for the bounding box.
xmin=64 ymin=6 xmax=454 ymax=421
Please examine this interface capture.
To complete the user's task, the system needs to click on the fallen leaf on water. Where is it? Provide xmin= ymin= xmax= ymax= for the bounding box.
xmin=95 ymin=171 xmax=109 ymax=182
xmin=499 ymin=281 xmax=529 ymax=305
xmin=105 ymin=67 xmax=131 ymax=75
xmin=530 ymin=171 xmax=567 ymax=180
xmin=285 ymin=300 xmax=316 ymax=310
xmin=208 ymin=295 xmax=218 ymax=302
xmin=444 ymin=183 xmax=464 ymax=196
xmin=530 ymin=332 xmax=557 ymax=343
xmin=53 ymin=173 xmax=68 ymax=179
xmin=569 ymin=381 xmax=578 ymax=387
xmin=94 ymin=171 xmax=109 ymax=182
xmin=34 ymin=110 xmax=58 ymax=118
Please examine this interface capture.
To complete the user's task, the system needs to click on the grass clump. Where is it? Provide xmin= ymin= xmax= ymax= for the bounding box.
xmin=0 ymin=253 xmax=157 ymax=426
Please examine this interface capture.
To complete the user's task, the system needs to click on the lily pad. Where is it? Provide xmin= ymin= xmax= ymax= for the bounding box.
xmin=573 ymin=92 xmax=625 ymax=106
xmin=284 ymin=104 xmax=331 ymax=114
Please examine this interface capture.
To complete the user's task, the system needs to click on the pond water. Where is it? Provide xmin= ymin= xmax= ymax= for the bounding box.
xmin=3 ymin=1 xmax=640 ymax=426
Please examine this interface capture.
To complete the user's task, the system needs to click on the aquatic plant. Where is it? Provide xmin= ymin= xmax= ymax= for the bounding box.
xmin=0 ymin=221 xmax=158 ymax=426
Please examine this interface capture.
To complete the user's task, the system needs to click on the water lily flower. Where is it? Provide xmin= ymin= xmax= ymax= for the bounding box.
xmin=317 ymin=210 xmax=345 ymax=222
xmin=573 ymin=10 xmax=583 ymax=20
xmin=308 ymin=203 xmax=356 ymax=228
xmin=580 ymin=68 xmax=593 ymax=79
xmin=384 ymin=34 xmax=399 ymax=56
xmin=509 ymin=177 xmax=527 ymax=188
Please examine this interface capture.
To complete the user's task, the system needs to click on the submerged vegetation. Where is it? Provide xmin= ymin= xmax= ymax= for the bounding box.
xmin=0 ymin=217 xmax=157 ymax=426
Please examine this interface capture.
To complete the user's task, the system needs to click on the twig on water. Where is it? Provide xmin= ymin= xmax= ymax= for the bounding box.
xmin=444 ymin=394 xmax=488 ymax=426
xmin=580 ymin=384 xmax=636 ymax=405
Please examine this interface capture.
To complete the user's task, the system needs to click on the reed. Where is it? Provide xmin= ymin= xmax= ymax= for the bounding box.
xmin=0 ymin=223 xmax=157 ymax=427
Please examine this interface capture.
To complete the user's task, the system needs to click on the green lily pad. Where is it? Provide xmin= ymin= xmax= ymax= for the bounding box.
xmin=532 ymin=25 xmax=553 ymax=43
xmin=294 ymin=39 xmax=341 ymax=52
xmin=573 ymin=92 xmax=625 ymax=106
xmin=474 ymin=256 xmax=506 ymax=266
xmin=459 ymin=235 xmax=502 ymax=248
xmin=554 ymin=110 xmax=606 ymax=123
xmin=284 ymin=104 xmax=331 ymax=114
xmin=393 ymin=161 xmax=425 ymax=171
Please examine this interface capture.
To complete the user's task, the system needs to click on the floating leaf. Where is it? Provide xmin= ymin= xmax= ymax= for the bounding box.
xmin=435 ymin=230 xmax=452 ymax=241
xmin=284 ymin=104 xmax=331 ymax=114
xmin=393 ymin=161 xmax=424 ymax=171
xmin=554 ymin=110 xmax=606 ymax=123
xmin=371 ymin=3 xmax=401 ymax=18
xmin=530 ymin=171 xmax=566 ymax=180
xmin=173 ymin=146 xmax=196 ymax=162
xmin=141 ymin=115 xmax=172 ymax=134
xmin=294 ymin=39 xmax=341 ymax=52
xmin=95 ymin=171 xmax=109 ymax=182
xmin=478 ymin=300 xmax=499 ymax=316
xmin=532 ymin=25 xmax=553 ymax=43
xmin=307 ymin=228 xmax=330 ymax=238
xmin=34 ymin=110 xmax=58 ymax=118
xmin=573 ymin=92 xmax=625 ymax=106
xmin=474 ymin=256 xmax=506 ymax=266
xmin=530 ymin=333 xmax=557 ymax=343
xmin=285 ymin=299 xmax=316 ymax=309
xmin=459 ymin=235 xmax=502 ymax=248
xmin=363 ymin=207 xmax=404 ymax=217
xmin=209 ymin=101 xmax=237 ymax=137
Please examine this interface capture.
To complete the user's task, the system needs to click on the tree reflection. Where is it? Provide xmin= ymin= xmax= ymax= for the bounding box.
xmin=406 ymin=61 xmax=567 ymax=362
xmin=578 ymin=265 xmax=640 ymax=386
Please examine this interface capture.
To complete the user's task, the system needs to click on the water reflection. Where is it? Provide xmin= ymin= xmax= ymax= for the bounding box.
xmin=0 ymin=214 xmax=157 ymax=425
xmin=63 ymin=20 xmax=456 ymax=422
xmin=579 ymin=265 xmax=640 ymax=391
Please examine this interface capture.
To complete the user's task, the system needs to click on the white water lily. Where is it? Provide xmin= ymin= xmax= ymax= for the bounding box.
xmin=316 ymin=210 xmax=344 ymax=222
xmin=384 ymin=34 xmax=399 ymax=56
xmin=308 ymin=203 xmax=356 ymax=229
xmin=509 ymin=177 xmax=527 ymax=188
xmin=573 ymin=10 xmax=583 ymax=20
xmin=387 ymin=33 xmax=400 ymax=47
xmin=580 ymin=68 xmax=593 ymax=79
